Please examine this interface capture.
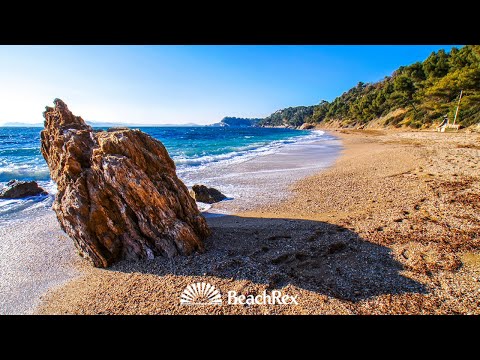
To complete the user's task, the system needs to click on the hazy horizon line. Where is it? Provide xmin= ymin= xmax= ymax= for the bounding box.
xmin=0 ymin=121 xmax=209 ymax=127
xmin=0 ymin=118 xmax=268 ymax=127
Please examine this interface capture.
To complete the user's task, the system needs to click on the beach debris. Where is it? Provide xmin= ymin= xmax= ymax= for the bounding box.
xmin=189 ymin=184 xmax=227 ymax=203
xmin=41 ymin=99 xmax=210 ymax=268
xmin=0 ymin=180 xmax=47 ymax=199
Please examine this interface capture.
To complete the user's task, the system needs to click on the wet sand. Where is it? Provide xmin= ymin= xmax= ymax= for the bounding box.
xmin=36 ymin=129 xmax=480 ymax=314
xmin=0 ymin=211 xmax=79 ymax=314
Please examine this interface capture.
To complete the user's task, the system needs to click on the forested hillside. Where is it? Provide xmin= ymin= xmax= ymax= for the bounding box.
xmin=260 ymin=45 xmax=480 ymax=129
xmin=258 ymin=106 xmax=315 ymax=127
xmin=210 ymin=117 xmax=263 ymax=127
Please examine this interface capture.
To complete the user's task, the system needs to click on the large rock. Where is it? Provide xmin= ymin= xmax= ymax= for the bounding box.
xmin=189 ymin=184 xmax=226 ymax=204
xmin=299 ymin=123 xmax=315 ymax=130
xmin=41 ymin=99 xmax=210 ymax=268
xmin=0 ymin=180 xmax=47 ymax=199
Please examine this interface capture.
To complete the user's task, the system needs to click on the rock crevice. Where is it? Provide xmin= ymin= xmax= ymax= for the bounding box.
xmin=41 ymin=99 xmax=210 ymax=267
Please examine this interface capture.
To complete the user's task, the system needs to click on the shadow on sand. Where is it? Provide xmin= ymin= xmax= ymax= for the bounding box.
xmin=110 ymin=215 xmax=426 ymax=302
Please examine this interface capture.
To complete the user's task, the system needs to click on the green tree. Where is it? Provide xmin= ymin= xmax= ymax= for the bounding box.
xmin=261 ymin=46 xmax=480 ymax=129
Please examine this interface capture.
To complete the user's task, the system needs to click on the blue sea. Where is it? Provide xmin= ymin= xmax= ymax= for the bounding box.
xmin=0 ymin=126 xmax=326 ymax=223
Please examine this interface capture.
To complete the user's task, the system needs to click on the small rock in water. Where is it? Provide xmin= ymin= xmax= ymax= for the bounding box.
xmin=0 ymin=180 xmax=48 ymax=199
xmin=189 ymin=184 xmax=227 ymax=204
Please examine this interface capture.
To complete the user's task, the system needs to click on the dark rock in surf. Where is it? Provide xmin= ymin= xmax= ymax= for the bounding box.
xmin=189 ymin=184 xmax=227 ymax=204
xmin=0 ymin=180 xmax=47 ymax=199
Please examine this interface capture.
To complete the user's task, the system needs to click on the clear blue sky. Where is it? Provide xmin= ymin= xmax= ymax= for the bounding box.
xmin=0 ymin=45 xmax=457 ymax=125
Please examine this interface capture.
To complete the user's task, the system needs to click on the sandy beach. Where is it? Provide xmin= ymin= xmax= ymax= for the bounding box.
xmin=5 ymin=129 xmax=480 ymax=315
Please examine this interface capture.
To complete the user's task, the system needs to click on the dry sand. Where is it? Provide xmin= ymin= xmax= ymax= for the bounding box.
xmin=35 ymin=129 xmax=480 ymax=314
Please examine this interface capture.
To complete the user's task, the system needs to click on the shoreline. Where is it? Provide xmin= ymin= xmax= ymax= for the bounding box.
xmin=192 ymin=131 xmax=342 ymax=215
xmin=3 ymin=129 xmax=479 ymax=314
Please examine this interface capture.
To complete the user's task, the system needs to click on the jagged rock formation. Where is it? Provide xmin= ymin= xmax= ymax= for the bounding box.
xmin=189 ymin=184 xmax=227 ymax=204
xmin=0 ymin=180 xmax=47 ymax=198
xmin=40 ymin=99 xmax=210 ymax=267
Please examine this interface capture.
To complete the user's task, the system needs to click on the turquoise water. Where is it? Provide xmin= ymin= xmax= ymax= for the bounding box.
xmin=0 ymin=126 xmax=315 ymax=184
xmin=0 ymin=126 xmax=327 ymax=223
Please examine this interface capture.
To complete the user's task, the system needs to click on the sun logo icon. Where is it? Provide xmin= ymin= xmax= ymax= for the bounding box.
xmin=180 ymin=282 xmax=222 ymax=305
